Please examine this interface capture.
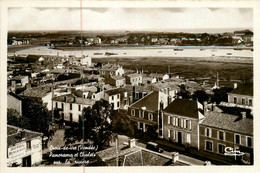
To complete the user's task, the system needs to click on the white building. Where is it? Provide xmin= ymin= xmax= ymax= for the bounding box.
xmin=81 ymin=55 xmax=92 ymax=66
xmin=7 ymin=125 xmax=43 ymax=167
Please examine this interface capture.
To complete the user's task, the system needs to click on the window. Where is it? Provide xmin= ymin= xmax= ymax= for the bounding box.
xmin=205 ymin=141 xmax=213 ymax=151
xmin=218 ymin=131 xmax=225 ymax=141
xmin=168 ymin=130 xmax=175 ymax=139
xmin=170 ymin=117 xmax=173 ymax=125
xmin=218 ymin=144 xmax=225 ymax=154
xmin=205 ymin=128 xmax=212 ymax=137
xmin=186 ymin=133 xmax=191 ymax=144
xmin=180 ymin=119 xmax=184 ymax=128
xmin=235 ymin=134 xmax=241 ymax=144
xmin=148 ymin=113 xmax=153 ymax=121
xmin=70 ymin=103 xmax=72 ymax=110
xmin=249 ymin=99 xmax=252 ymax=106
xmin=173 ymin=117 xmax=176 ymax=126
xmin=78 ymin=105 xmax=81 ymax=112
xmin=234 ymin=97 xmax=237 ymax=104
xmin=175 ymin=117 xmax=179 ymax=126
xmin=139 ymin=110 xmax=144 ymax=118
xmin=124 ymin=92 xmax=127 ymax=97
xmin=131 ymin=109 xmax=135 ymax=116
xmin=183 ymin=119 xmax=187 ymax=128
xmin=136 ymin=92 xmax=139 ymax=99
xmin=112 ymin=96 xmax=114 ymax=100
xmin=55 ymin=102 xmax=58 ymax=108
xmin=247 ymin=137 xmax=252 ymax=147
xmin=117 ymin=101 xmax=120 ymax=108
xmin=189 ymin=121 xmax=192 ymax=130
xmin=242 ymin=98 xmax=245 ymax=105
xmin=178 ymin=118 xmax=181 ymax=127
xmin=26 ymin=141 xmax=31 ymax=150
xmin=117 ymin=94 xmax=120 ymax=99
xmin=62 ymin=103 xmax=64 ymax=110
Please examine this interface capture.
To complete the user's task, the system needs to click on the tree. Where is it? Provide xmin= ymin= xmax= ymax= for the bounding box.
xmin=192 ymin=90 xmax=209 ymax=104
xmin=177 ymin=84 xmax=191 ymax=99
xmin=211 ymin=87 xmax=233 ymax=104
xmin=64 ymin=100 xmax=113 ymax=150
xmin=111 ymin=111 xmax=134 ymax=136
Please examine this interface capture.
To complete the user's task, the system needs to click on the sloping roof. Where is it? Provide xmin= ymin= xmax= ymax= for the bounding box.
xmin=201 ymin=112 xmax=253 ymax=135
xmin=229 ymin=83 xmax=253 ymax=96
xmin=20 ymin=86 xmax=51 ymax=98
xmin=7 ymin=125 xmax=42 ymax=147
xmin=126 ymin=73 xmax=142 ymax=78
xmin=52 ymin=95 xmax=95 ymax=105
xmin=8 ymin=92 xmax=23 ymax=100
xmin=97 ymin=145 xmax=189 ymax=166
xmin=163 ymin=99 xmax=200 ymax=119
xmin=130 ymin=91 xmax=159 ymax=112
xmin=11 ymin=75 xmax=28 ymax=81
xmin=110 ymin=75 xmax=125 ymax=80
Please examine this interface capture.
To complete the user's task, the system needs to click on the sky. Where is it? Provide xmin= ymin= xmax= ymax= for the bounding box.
xmin=8 ymin=7 xmax=253 ymax=32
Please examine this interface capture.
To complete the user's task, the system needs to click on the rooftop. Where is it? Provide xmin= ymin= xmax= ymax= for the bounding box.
xmin=52 ymin=94 xmax=95 ymax=105
xmin=164 ymin=99 xmax=201 ymax=119
xmin=20 ymin=86 xmax=52 ymax=98
xmin=11 ymin=75 xmax=28 ymax=81
xmin=126 ymin=73 xmax=142 ymax=78
xmin=97 ymin=144 xmax=189 ymax=166
xmin=229 ymin=83 xmax=253 ymax=96
xmin=130 ymin=91 xmax=159 ymax=112
xmin=7 ymin=125 xmax=42 ymax=148
xmin=201 ymin=111 xmax=253 ymax=136
xmin=110 ymin=75 xmax=125 ymax=80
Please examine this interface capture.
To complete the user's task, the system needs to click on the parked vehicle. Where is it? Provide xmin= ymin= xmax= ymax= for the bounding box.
xmin=146 ymin=141 xmax=163 ymax=153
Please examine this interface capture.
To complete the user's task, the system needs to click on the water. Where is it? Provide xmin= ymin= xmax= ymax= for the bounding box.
xmin=13 ymin=46 xmax=253 ymax=58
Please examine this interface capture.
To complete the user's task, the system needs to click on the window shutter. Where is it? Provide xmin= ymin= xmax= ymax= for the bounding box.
xmin=168 ymin=116 xmax=170 ymax=124
xmin=189 ymin=121 xmax=192 ymax=130
xmin=176 ymin=118 xmax=178 ymax=126
xmin=181 ymin=119 xmax=183 ymax=128
xmin=173 ymin=130 xmax=176 ymax=139
xmin=210 ymin=129 xmax=212 ymax=137
xmin=173 ymin=117 xmax=176 ymax=126
xmin=168 ymin=129 xmax=170 ymax=138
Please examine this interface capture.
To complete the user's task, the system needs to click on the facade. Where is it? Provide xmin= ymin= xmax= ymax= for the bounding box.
xmin=99 ymin=63 xmax=124 ymax=77
xmin=128 ymin=90 xmax=171 ymax=132
xmin=105 ymin=75 xmax=126 ymax=87
xmin=7 ymin=92 xmax=23 ymax=116
xmin=162 ymin=99 xmax=204 ymax=148
xmin=81 ymin=55 xmax=92 ymax=66
xmin=11 ymin=75 xmax=29 ymax=88
xmin=126 ymin=73 xmax=143 ymax=86
xmin=7 ymin=125 xmax=43 ymax=167
xmin=227 ymin=83 xmax=253 ymax=107
xmin=103 ymin=89 xmax=121 ymax=110
xmin=199 ymin=111 xmax=253 ymax=164
xmin=53 ymin=95 xmax=95 ymax=124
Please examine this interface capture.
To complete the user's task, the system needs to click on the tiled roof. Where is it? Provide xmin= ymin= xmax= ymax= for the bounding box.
xmin=11 ymin=75 xmax=28 ymax=80
xmin=130 ymin=91 xmax=159 ymax=112
xmin=105 ymin=87 xmax=126 ymax=96
xmin=201 ymin=112 xmax=253 ymax=135
xmin=7 ymin=125 xmax=42 ymax=147
xmin=52 ymin=95 xmax=95 ymax=105
xmin=229 ymin=83 xmax=253 ymax=96
xmin=110 ymin=75 xmax=125 ymax=80
xmin=97 ymin=145 xmax=190 ymax=166
xmin=20 ymin=86 xmax=52 ymax=98
xmin=126 ymin=73 xmax=142 ymax=78
xmin=164 ymin=99 xmax=200 ymax=119
xmin=8 ymin=92 xmax=23 ymax=100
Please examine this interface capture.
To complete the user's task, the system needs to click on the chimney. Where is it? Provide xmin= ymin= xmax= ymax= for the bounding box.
xmin=203 ymin=101 xmax=208 ymax=114
xmin=129 ymin=138 xmax=136 ymax=148
xmin=18 ymin=130 xmax=25 ymax=139
xmin=241 ymin=112 xmax=246 ymax=119
xmin=234 ymin=82 xmax=237 ymax=89
xmin=204 ymin=161 xmax=211 ymax=166
xmin=172 ymin=152 xmax=179 ymax=164
xmin=211 ymin=102 xmax=216 ymax=111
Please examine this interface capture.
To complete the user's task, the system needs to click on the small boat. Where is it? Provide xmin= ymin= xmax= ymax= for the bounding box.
xmin=173 ymin=48 xmax=183 ymax=51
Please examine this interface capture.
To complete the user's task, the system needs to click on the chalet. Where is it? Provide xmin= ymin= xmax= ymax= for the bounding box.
xmin=99 ymin=63 xmax=124 ymax=77
xmin=105 ymin=75 xmax=125 ymax=87
xmin=162 ymin=99 xmax=204 ymax=148
xmin=126 ymin=73 xmax=142 ymax=86
xmin=53 ymin=94 xmax=95 ymax=124
xmin=7 ymin=125 xmax=43 ymax=167
xmin=200 ymin=111 xmax=253 ymax=164
xmin=128 ymin=90 xmax=171 ymax=133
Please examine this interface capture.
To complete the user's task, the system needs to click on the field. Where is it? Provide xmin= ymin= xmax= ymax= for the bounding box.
xmin=92 ymin=56 xmax=253 ymax=87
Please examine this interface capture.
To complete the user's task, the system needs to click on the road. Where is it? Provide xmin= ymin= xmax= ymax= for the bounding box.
xmin=111 ymin=135 xmax=207 ymax=166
